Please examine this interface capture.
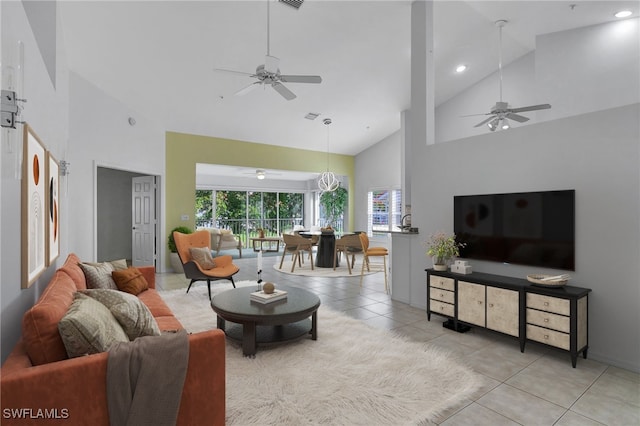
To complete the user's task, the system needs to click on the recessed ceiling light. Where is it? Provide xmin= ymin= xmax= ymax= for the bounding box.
xmin=455 ymin=65 xmax=467 ymax=73
xmin=615 ymin=10 xmax=632 ymax=18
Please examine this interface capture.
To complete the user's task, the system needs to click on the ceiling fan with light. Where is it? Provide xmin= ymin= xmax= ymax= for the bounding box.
xmin=464 ymin=20 xmax=551 ymax=131
xmin=214 ymin=0 xmax=322 ymax=101
xmin=242 ymin=169 xmax=283 ymax=180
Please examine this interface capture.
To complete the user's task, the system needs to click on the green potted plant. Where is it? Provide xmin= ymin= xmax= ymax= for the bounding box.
xmin=169 ymin=226 xmax=193 ymax=273
xmin=426 ymin=232 xmax=464 ymax=271
xmin=319 ymin=186 xmax=348 ymax=229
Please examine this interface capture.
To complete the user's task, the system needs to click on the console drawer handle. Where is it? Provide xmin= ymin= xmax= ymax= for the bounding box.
xmin=477 ymin=301 xmax=482 ymax=305
xmin=489 ymin=303 xmax=494 ymax=308
xmin=544 ymin=318 xmax=549 ymax=323
xmin=544 ymin=302 xmax=549 ymax=306
xmin=544 ymin=335 xmax=549 ymax=340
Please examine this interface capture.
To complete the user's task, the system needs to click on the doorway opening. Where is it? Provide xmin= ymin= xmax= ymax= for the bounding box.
xmin=96 ymin=167 xmax=160 ymax=269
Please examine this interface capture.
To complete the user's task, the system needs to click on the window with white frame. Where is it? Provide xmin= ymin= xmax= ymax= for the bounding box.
xmin=367 ymin=189 xmax=402 ymax=234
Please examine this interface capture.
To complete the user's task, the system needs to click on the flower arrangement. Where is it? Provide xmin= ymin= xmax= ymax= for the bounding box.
xmin=425 ymin=232 xmax=465 ymax=268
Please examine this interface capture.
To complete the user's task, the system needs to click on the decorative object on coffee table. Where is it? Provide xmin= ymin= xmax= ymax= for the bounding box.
xmin=262 ymin=282 xmax=275 ymax=294
xmin=250 ymin=288 xmax=288 ymax=304
xmin=256 ymin=250 xmax=263 ymax=290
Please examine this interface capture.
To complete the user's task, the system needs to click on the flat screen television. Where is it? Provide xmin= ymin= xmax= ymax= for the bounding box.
xmin=454 ymin=190 xmax=575 ymax=271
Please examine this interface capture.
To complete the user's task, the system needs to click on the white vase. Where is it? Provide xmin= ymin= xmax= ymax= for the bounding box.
xmin=170 ymin=252 xmax=184 ymax=273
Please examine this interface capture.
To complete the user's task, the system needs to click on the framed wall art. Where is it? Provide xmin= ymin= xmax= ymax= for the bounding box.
xmin=21 ymin=124 xmax=47 ymax=288
xmin=46 ymin=150 xmax=60 ymax=266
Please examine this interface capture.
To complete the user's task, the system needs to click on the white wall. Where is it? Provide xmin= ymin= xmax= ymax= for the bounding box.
xmin=536 ymin=18 xmax=640 ymax=121
xmin=1 ymin=1 xmax=69 ymax=362
xmin=409 ymin=104 xmax=640 ymax=371
xmin=354 ymin=129 xmax=401 ymax=233
xmin=67 ymin=73 xmax=165 ymax=262
xmin=1 ymin=2 xmax=166 ymax=362
xmin=436 ymin=18 xmax=639 ymax=144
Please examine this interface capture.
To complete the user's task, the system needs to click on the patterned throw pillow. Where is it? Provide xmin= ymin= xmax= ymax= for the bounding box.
xmin=189 ymin=247 xmax=216 ymax=269
xmin=78 ymin=262 xmax=118 ymax=290
xmin=82 ymin=289 xmax=160 ymax=340
xmin=112 ymin=267 xmax=149 ymax=295
xmin=58 ymin=293 xmax=129 ymax=358
xmin=84 ymin=259 xmax=128 ymax=271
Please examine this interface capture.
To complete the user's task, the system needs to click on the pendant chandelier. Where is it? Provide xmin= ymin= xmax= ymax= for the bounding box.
xmin=318 ymin=118 xmax=339 ymax=192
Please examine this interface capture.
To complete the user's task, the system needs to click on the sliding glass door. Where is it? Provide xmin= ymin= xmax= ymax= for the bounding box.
xmin=195 ymin=190 xmax=305 ymax=247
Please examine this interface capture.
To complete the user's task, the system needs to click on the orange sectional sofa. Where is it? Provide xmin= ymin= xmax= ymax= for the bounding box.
xmin=1 ymin=253 xmax=225 ymax=425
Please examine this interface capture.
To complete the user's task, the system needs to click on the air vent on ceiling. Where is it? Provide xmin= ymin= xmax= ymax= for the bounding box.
xmin=279 ymin=0 xmax=303 ymax=9
xmin=304 ymin=112 xmax=321 ymax=120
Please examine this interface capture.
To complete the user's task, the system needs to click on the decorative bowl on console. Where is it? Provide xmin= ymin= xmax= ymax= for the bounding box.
xmin=526 ymin=274 xmax=570 ymax=287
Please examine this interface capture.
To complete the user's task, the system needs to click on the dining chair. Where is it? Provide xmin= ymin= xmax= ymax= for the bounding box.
xmin=280 ymin=233 xmax=315 ymax=273
xmin=358 ymin=233 xmax=389 ymax=293
xmin=173 ymin=230 xmax=239 ymax=300
xmin=333 ymin=234 xmax=362 ymax=274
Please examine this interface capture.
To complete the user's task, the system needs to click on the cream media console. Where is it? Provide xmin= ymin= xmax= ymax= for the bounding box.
xmin=426 ymin=269 xmax=591 ymax=367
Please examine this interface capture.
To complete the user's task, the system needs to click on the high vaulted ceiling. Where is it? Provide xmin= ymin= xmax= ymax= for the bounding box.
xmin=58 ymin=1 xmax=638 ymax=156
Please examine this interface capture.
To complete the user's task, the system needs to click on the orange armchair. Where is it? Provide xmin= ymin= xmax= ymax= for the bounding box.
xmin=173 ymin=230 xmax=239 ymax=300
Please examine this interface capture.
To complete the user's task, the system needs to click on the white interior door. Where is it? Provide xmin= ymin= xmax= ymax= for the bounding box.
xmin=132 ymin=176 xmax=156 ymax=267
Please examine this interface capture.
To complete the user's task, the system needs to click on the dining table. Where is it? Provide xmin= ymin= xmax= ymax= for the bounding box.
xmin=299 ymin=230 xmax=354 ymax=268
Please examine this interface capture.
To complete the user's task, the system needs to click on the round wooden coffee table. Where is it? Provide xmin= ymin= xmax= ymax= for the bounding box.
xmin=211 ymin=286 xmax=320 ymax=356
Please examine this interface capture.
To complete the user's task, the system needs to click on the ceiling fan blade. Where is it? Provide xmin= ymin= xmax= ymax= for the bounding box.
xmin=510 ymin=103 xmax=551 ymax=113
xmin=271 ymin=82 xmax=296 ymax=100
xmin=460 ymin=112 xmax=491 ymax=118
xmin=264 ymin=55 xmax=280 ymax=74
xmin=213 ymin=68 xmax=253 ymax=77
xmin=280 ymin=75 xmax=322 ymax=84
xmin=506 ymin=112 xmax=530 ymax=123
xmin=235 ymin=81 xmax=261 ymax=96
xmin=474 ymin=116 xmax=495 ymax=128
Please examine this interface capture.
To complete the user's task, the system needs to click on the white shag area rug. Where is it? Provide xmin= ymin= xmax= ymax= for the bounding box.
xmin=160 ymin=282 xmax=480 ymax=425
xmin=274 ymin=255 xmax=380 ymax=278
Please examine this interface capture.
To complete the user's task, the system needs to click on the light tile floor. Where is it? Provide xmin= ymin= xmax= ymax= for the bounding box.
xmin=157 ymin=254 xmax=639 ymax=426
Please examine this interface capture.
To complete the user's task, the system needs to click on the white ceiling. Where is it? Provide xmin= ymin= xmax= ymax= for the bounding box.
xmin=58 ymin=0 xmax=638 ymax=161
xmin=197 ymin=163 xmax=319 ymax=181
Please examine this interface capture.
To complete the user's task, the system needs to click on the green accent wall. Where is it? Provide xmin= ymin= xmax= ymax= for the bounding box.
xmin=165 ymin=131 xmax=355 ymax=250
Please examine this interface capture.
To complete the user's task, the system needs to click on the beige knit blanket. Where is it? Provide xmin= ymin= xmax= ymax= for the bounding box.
xmin=107 ymin=330 xmax=189 ymax=426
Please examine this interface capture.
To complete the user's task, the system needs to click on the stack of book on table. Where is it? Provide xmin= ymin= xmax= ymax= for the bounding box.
xmin=250 ymin=289 xmax=288 ymax=304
